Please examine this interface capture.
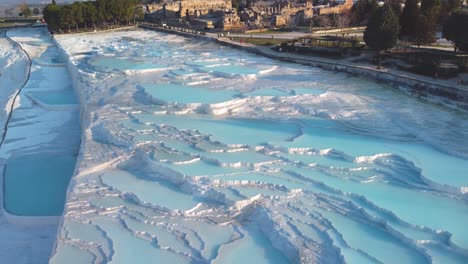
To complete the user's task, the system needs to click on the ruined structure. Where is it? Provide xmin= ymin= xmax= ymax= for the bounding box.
xmin=316 ymin=0 xmax=353 ymax=15
xmin=179 ymin=0 xmax=232 ymax=18
xmin=272 ymin=1 xmax=314 ymax=27
xmin=144 ymin=0 xmax=353 ymax=30
xmin=222 ymin=10 xmax=244 ymax=31
xmin=146 ymin=0 xmax=232 ymax=19
xmin=246 ymin=0 xmax=314 ymax=28
xmin=145 ymin=0 xmax=244 ymax=31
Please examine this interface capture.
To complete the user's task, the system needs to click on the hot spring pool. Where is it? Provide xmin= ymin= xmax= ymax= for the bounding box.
xmin=29 ymin=90 xmax=78 ymax=105
xmin=3 ymin=154 xmax=77 ymax=216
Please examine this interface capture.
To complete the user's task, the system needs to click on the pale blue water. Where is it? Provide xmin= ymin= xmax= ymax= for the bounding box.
xmin=214 ymin=225 xmax=290 ymax=264
xmin=166 ymin=159 xmax=249 ymax=176
xmin=101 ymin=170 xmax=200 ymax=210
xmin=52 ymin=29 xmax=468 ymax=264
xmin=320 ymin=210 xmax=427 ymax=264
xmin=140 ymin=83 xmax=239 ymax=104
xmin=90 ymin=56 xmax=163 ymax=71
xmin=292 ymin=87 xmax=326 ymax=95
xmin=4 ymin=154 xmax=76 ymax=216
xmin=29 ymin=90 xmax=77 ymax=105
xmin=134 ymin=114 xmax=301 ymax=146
xmin=49 ymin=244 xmax=95 ymax=264
xmin=244 ymin=88 xmax=292 ymax=97
xmin=206 ymin=64 xmax=259 ymax=75
xmin=94 ymin=219 xmax=188 ymax=264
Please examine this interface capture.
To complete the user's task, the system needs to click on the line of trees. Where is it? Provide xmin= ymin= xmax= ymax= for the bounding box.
xmin=363 ymin=0 xmax=466 ymax=53
xmin=43 ymin=0 xmax=143 ymax=33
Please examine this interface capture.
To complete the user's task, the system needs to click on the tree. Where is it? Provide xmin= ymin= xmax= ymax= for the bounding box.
xmin=399 ymin=0 xmax=418 ymax=40
xmin=314 ymin=15 xmax=332 ymax=28
xmin=44 ymin=0 xmax=142 ymax=31
xmin=33 ymin=8 xmax=40 ymax=15
xmin=443 ymin=11 xmax=468 ymax=52
xmin=60 ymin=5 xmax=74 ymax=32
xmin=96 ymin=0 xmax=110 ymax=26
xmin=439 ymin=0 xmax=463 ymax=24
xmin=336 ymin=11 xmax=352 ymax=29
xmin=71 ymin=2 xmax=84 ymax=31
xmin=82 ymin=2 xmax=97 ymax=30
xmin=232 ymin=0 xmax=240 ymax=11
xmin=245 ymin=0 xmax=255 ymax=8
xmin=386 ymin=0 xmax=402 ymax=17
xmin=364 ymin=4 xmax=400 ymax=66
xmin=446 ymin=0 xmax=463 ymax=12
xmin=43 ymin=3 xmax=61 ymax=32
xmin=414 ymin=0 xmax=441 ymax=46
xmin=420 ymin=0 xmax=441 ymax=11
xmin=353 ymin=0 xmax=379 ymax=25
xmin=132 ymin=1 xmax=144 ymax=23
xmin=19 ymin=4 xmax=32 ymax=17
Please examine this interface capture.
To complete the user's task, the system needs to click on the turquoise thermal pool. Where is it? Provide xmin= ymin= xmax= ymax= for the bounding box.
xmin=4 ymin=155 xmax=77 ymax=216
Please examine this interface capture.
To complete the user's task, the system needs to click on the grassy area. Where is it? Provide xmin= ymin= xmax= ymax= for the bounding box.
xmin=230 ymin=36 xmax=363 ymax=49
xmin=244 ymin=29 xmax=286 ymax=35
xmin=429 ymin=43 xmax=454 ymax=48
xmin=294 ymin=26 xmax=312 ymax=32
xmin=230 ymin=37 xmax=289 ymax=46
xmin=245 ymin=26 xmax=311 ymax=34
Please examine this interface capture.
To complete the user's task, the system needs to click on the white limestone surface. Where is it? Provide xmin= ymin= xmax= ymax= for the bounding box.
xmin=48 ymin=29 xmax=468 ymax=264
xmin=0 ymin=31 xmax=29 ymax=140
xmin=0 ymin=28 xmax=80 ymax=264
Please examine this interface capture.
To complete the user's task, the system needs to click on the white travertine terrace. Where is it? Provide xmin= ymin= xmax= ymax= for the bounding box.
xmin=2 ymin=27 xmax=468 ymax=263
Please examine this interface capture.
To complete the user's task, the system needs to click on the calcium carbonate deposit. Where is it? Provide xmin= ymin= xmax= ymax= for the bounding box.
xmin=2 ymin=27 xmax=468 ymax=263
xmin=0 ymin=28 xmax=80 ymax=263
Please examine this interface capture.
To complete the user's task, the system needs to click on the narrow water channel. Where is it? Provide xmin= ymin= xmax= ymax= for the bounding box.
xmin=0 ymin=27 xmax=81 ymax=263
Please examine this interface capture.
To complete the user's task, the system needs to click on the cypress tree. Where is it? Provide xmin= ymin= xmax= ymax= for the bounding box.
xmin=353 ymin=0 xmax=379 ymax=24
xmin=387 ymin=0 xmax=402 ymax=17
xmin=399 ymin=0 xmax=418 ymax=40
xmin=414 ymin=0 xmax=441 ymax=46
xmin=43 ymin=3 xmax=61 ymax=32
xmin=440 ymin=0 xmax=463 ymax=24
xmin=443 ymin=11 xmax=468 ymax=52
xmin=364 ymin=4 xmax=400 ymax=51
xmin=71 ymin=2 xmax=84 ymax=31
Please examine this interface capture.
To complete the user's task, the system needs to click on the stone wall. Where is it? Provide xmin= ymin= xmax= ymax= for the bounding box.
xmin=317 ymin=0 xmax=353 ymax=15
xmin=147 ymin=0 xmax=232 ymax=19
xmin=180 ymin=0 xmax=232 ymax=18
xmin=272 ymin=14 xmax=288 ymax=27
xmin=222 ymin=11 xmax=245 ymax=31
xmin=252 ymin=1 xmax=313 ymax=27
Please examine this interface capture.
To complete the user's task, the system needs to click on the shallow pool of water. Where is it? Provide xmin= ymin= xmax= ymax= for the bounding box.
xmin=29 ymin=90 xmax=77 ymax=105
xmin=4 ymin=154 xmax=76 ymax=216
xmin=140 ymin=83 xmax=239 ymax=104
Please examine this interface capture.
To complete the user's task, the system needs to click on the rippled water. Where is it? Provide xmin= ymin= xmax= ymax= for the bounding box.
xmin=52 ymin=29 xmax=468 ymax=264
